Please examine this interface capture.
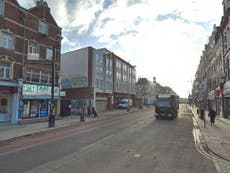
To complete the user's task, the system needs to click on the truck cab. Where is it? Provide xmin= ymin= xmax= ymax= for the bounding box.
xmin=154 ymin=94 xmax=179 ymax=119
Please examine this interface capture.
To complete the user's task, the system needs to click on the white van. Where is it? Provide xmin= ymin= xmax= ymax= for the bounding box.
xmin=118 ymin=99 xmax=132 ymax=109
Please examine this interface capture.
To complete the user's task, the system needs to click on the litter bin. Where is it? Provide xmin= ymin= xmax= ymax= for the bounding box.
xmin=48 ymin=114 xmax=55 ymax=127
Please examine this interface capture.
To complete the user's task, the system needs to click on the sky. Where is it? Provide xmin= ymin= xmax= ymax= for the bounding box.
xmin=17 ymin=0 xmax=223 ymax=98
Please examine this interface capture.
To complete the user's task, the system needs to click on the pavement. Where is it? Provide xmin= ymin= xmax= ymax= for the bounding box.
xmin=190 ymin=106 xmax=230 ymax=162
xmin=0 ymin=107 xmax=141 ymax=142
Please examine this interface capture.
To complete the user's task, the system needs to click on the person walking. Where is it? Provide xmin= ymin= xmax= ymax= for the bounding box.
xmin=79 ymin=107 xmax=85 ymax=122
xmin=87 ymin=107 xmax=91 ymax=117
xmin=92 ymin=107 xmax=98 ymax=118
xmin=208 ymin=107 xmax=217 ymax=126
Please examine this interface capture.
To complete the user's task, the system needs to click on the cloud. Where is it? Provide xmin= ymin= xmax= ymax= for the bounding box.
xmin=16 ymin=0 xmax=223 ymax=97
xmin=17 ymin=0 xmax=36 ymax=8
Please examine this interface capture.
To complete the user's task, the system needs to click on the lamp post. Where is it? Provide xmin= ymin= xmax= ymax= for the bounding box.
xmin=220 ymin=76 xmax=225 ymax=118
xmin=127 ymin=66 xmax=131 ymax=112
xmin=153 ymin=77 xmax=157 ymax=99
xmin=48 ymin=46 xmax=56 ymax=127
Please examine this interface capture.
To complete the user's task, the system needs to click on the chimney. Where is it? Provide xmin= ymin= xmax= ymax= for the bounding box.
xmin=36 ymin=0 xmax=50 ymax=17
xmin=223 ymin=0 xmax=230 ymax=12
xmin=36 ymin=0 xmax=48 ymax=7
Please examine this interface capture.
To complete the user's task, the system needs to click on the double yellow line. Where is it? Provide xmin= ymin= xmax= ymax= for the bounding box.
xmin=191 ymin=108 xmax=230 ymax=168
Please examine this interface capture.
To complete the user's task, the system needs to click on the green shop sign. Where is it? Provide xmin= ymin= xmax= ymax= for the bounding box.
xmin=23 ymin=84 xmax=59 ymax=97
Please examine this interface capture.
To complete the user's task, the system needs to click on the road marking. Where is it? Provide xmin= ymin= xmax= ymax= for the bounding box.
xmin=80 ymin=134 xmax=114 ymax=151
xmin=191 ymin=107 xmax=230 ymax=171
xmin=212 ymin=156 xmax=222 ymax=173
xmin=137 ymin=121 xmax=145 ymax=124
xmin=133 ymin=154 xmax=141 ymax=158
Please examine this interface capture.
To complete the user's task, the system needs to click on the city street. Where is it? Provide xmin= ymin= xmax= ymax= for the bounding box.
xmin=0 ymin=105 xmax=219 ymax=173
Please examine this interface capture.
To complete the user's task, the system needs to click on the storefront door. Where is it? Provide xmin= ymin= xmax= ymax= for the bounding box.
xmin=40 ymin=100 xmax=48 ymax=117
xmin=0 ymin=94 xmax=10 ymax=121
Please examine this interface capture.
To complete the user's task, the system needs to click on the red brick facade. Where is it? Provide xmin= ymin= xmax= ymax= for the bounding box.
xmin=0 ymin=0 xmax=62 ymax=84
xmin=0 ymin=0 xmax=62 ymax=122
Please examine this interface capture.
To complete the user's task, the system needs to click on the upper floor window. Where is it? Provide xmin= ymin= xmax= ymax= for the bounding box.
xmin=26 ymin=68 xmax=51 ymax=85
xmin=1 ymin=32 xmax=13 ymax=50
xmin=28 ymin=41 xmax=39 ymax=60
xmin=0 ymin=61 xmax=11 ymax=79
xmin=39 ymin=20 xmax=48 ymax=35
xmin=226 ymin=30 xmax=230 ymax=49
xmin=46 ymin=47 xmax=53 ymax=60
xmin=0 ymin=0 xmax=4 ymax=16
xmin=28 ymin=41 xmax=39 ymax=54
xmin=96 ymin=53 xmax=103 ymax=65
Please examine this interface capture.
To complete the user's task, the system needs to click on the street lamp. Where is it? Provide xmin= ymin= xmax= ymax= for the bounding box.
xmin=220 ymin=76 xmax=225 ymax=118
xmin=127 ymin=66 xmax=131 ymax=112
xmin=48 ymin=46 xmax=56 ymax=127
xmin=153 ymin=77 xmax=157 ymax=98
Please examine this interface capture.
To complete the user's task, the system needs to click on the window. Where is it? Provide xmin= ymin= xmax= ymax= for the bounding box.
xmin=46 ymin=47 xmax=53 ymax=60
xmin=28 ymin=41 xmax=39 ymax=54
xmin=26 ymin=68 xmax=51 ymax=85
xmin=28 ymin=41 xmax=39 ymax=60
xmin=228 ymin=60 xmax=230 ymax=80
xmin=39 ymin=20 xmax=48 ymax=35
xmin=0 ymin=61 xmax=11 ymax=79
xmin=226 ymin=30 xmax=230 ymax=49
xmin=0 ymin=0 xmax=3 ymax=16
xmin=1 ymin=32 xmax=13 ymax=49
xmin=96 ymin=79 xmax=99 ymax=88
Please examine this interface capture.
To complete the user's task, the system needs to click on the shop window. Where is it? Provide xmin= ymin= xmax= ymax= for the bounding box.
xmin=22 ymin=100 xmax=30 ymax=119
xmin=39 ymin=20 xmax=48 ymax=35
xmin=30 ymin=100 xmax=39 ymax=118
xmin=0 ymin=98 xmax=7 ymax=113
xmin=0 ymin=61 xmax=11 ymax=79
xmin=1 ymin=31 xmax=13 ymax=50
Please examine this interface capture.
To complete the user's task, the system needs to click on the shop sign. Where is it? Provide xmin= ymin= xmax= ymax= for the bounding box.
xmin=0 ymin=86 xmax=17 ymax=93
xmin=215 ymin=87 xmax=221 ymax=97
xmin=198 ymin=80 xmax=207 ymax=94
xmin=60 ymin=91 xmax=66 ymax=97
xmin=23 ymin=84 xmax=59 ymax=97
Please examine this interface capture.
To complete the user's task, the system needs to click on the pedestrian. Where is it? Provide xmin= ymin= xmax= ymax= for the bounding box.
xmin=79 ymin=107 xmax=85 ymax=122
xmin=87 ymin=107 xmax=91 ymax=117
xmin=208 ymin=108 xmax=216 ymax=126
xmin=200 ymin=108 xmax=205 ymax=120
xmin=92 ymin=107 xmax=98 ymax=118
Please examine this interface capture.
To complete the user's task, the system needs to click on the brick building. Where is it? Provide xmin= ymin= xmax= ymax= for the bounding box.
xmin=61 ymin=47 xmax=136 ymax=115
xmin=0 ymin=0 xmax=62 ymax=123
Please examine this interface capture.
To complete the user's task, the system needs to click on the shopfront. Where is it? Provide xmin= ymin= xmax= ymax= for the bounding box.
xmin=0 ymin=85 xmax=18 ymax=123
xmin=215 ymin=87 xmax=222 ymax=115
xmin=223 ymin=81 xmax=230 ymax=118
xmin=20 ymin=84 xmax=59 ymax=120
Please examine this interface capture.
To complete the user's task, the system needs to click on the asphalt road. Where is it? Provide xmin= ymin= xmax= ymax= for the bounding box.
xmin=0 ymin=104 xmax=217 ymax=173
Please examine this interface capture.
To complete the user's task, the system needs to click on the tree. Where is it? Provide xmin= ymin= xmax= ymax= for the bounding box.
xmin=136 ymin=78 xmax=152 ymax=96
